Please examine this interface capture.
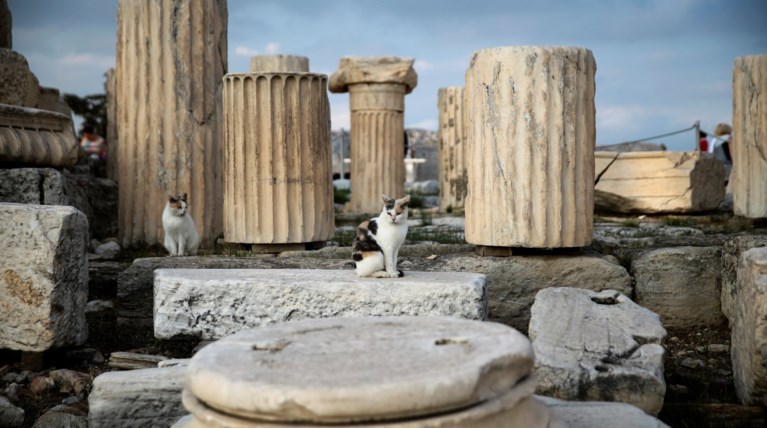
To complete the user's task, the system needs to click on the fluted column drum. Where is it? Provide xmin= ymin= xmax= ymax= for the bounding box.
xmin=732 ymin=54 xmax=767 ymax=218
xmin=116 ymin=0 xmax=226 ymax=247
xmin=465 ymin=46 xmax=596 ymax=248
xmin=438 ymin=87 xmax=467 ymax=212
xmin=223 ymin=73 xmax=334 ymax=246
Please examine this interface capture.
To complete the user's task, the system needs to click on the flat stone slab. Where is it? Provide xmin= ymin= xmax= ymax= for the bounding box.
xmin=530 ymin=288 xmax=667 ymax=415
xmin=89 ymin=366 xmax=187 ymax=428
xmin=539 ymin=396 xmax=670 ymax=428
xmin=186 ymin=316 xmax=534 ymax=423
xmin=154 ymin=269 xmax=487 ymax=340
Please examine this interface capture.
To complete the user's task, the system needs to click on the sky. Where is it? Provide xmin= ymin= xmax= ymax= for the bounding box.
xmin=8 ymin=0 xmax=767 ymax=151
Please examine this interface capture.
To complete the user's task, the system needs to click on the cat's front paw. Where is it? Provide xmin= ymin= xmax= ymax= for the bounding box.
xmin=386 ymin=271 xmax=402 ymax=278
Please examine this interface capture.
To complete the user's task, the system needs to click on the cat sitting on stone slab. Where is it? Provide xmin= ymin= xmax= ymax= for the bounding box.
xmin=352 ymin=194 xmax=410 ymax=278
xmin=162 ymin=193 xmax=200 ymax=256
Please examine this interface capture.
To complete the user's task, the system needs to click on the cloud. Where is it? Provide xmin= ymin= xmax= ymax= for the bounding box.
xmin=59 ymin=53 xmax=114 ymax=69
xmin=330 ymin=100 xmax=350 ymax=130
xmin=414 ymin=60 xmax=434 ymax=73
xmin=597 ymin=105 xmax=653 ymax=132
xmin=234 ymin=45 xmax=259 ymax=56
xmin=265 ymin=42 xmax=281 ymax=54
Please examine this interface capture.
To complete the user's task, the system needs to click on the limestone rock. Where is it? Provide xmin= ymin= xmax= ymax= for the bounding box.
xmin=89 ymin=366 xmax=187 ymax=428
xmin=48 ymin=369 xmax=92 ymax=396
xmin=465 ymin=46 xmax=595 ymax=248
xmin=0 ymin=396 xmax=23 ymax=428
xmin=0 ymin=104 xmax=78 ymax=167
xmin=250 ymin=54 xmax=309 ymax=72
xmin=0 ymin=203 xmax=88 ymax=351
xmin=595 ymin=151 xmax=725 ymax=214
xmin=187 ymin=316 xmax=533 ymax=423
xmin=732 ymin=54 xmax=767 ymax=218
xmin=529 ymin=288 xmax=667 ymax=415
xmin=539 ymin=396 xmax=670 ymax=428
xmin=0 ymin=49 xmax=39 ymax=107
xmin=154 ymin=269 xmax=487 ymax=340
xmin=721 ymin=235 xmax=767 ymax=323
xmin=329 ymin=56 xmax=418 ymax=94
xmin=732 ymin=246 xmax=767 ymax=405
xmin=437 ymin=87 xmax=467 ymax=212
xmin=632 ymin=246 xmax=725 ymax=328
xmin=0 ymin=168 xmax=118 ymax=240
xmin=95 ymin=241 xmax=120 ymax=259
xmin=32 ymin=408 xmax=88 ymax=428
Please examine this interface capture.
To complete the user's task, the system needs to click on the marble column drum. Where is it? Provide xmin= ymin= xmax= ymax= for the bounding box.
xmin=115 ymin=0 xmax=227 ymax=247
xmin=250 ymin=54 xmax=309 ymax=73
xmin=330 ymin=56 xmax=418 ymax=214
xmin=464 ymin=46 xmax=596 ymax=249
xmin=222 ymin=73 xmax=334 ymax=248
xmin=732 ymin=54 xmax=767 ymax=218
xmin=438 ymin=86 xmax=468 ymax=212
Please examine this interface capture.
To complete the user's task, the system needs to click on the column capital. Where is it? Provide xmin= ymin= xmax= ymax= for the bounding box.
xmin=329 ymin=56 xmax=418 ymax=94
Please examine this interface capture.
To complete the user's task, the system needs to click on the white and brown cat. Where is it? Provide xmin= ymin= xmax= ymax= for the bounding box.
xmin=162 ymin=193 xmax=200 ymax=256
xmin=352 ymin=194 xmax=410 ymax=278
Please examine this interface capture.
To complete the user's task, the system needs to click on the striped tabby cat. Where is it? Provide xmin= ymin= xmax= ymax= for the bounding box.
xmin=352 ymin=194 xmax=410 ymax=278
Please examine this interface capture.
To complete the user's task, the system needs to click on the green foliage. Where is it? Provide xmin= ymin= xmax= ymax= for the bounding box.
xmin=407 ymin=193 xmax=425 ymax=209
xmin=407 ymin=228 xmax=465 ymax=244
xmin=63 ymin=92 xmax=107 ymax=137
xmin=620 ymin=219 xmax=640 ymax=228
xmin=419 ymin=209 xmax=433 ymax=226
xmin=334 ymin=188 xmax=351 ymax=205
xmin=661 ymin=216 xmax=697 ymax=228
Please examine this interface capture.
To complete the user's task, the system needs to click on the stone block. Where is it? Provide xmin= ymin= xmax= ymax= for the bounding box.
xmin=0 ymin=49 xmax=39 ymax=107
xmin=595 ymin=151 xmax=725 ymax=214
xmin=530 ymin=288 xmax=667 ymax=415
xmin=89 ymin=366 xmax=186 ymax=428
xmin=0 ymin=168 xmax=118 ymax=240
xmin=539 ymin=396 xmax=670 ymax=428
xmin=0 ymin=104 xmax=78 ymax=167
xmin=250 ymin=54 xmax=309 ymax=72
xmin=0 ymin=396 xmax=23 ymax=428
xmin=732 ymin=54 xmax=767 ymax=218
xmin=222 ymin=73 xmax=334 ymax=245
xmin=154 ymin=269 xmax=487 ymax=340
xmin=632 ymin=246 xmax=725 ymax=329
xmin=0 ymin=203 xmax=88 ymax=351
xmin=732 ymin=246 xmax=767 ymax=405
xmin=465 ymin=46 xmax=595 ymax=248
xmin=721 ymin=235 xmax=767 ymax=323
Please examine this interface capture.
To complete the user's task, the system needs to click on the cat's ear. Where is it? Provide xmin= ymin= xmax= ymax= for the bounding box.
xmin=168 ymin=194 xmax=178 ymax=202
xmin=398 ymin=195 xmax=411 ymax=206
xmin=181 ymin=193 xmax=188 ymax=202
xmin=381 ymin=194 xmax=395 ymax=204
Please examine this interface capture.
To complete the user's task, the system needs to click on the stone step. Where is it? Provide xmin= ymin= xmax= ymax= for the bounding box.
xmin=154 ymin=269 xmax=487 ymax=340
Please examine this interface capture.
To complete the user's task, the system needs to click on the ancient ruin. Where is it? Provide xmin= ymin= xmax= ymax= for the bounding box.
xmin=732 ymin=54 xmax=767 ymax=218
xmin=437 ymin=86 xmax=467 ymax=212
xmin=222 ymin=72 xmax=335 ymax=250
xmin=115 ymin=0 xmax=227 ymax=247
xmin=464 ymin=46 xmax=596 ymax=249
xmin=330 ymin=56 xmax=418 ymax=213
xmin=250 ymin=54 xmax=309 ymax=72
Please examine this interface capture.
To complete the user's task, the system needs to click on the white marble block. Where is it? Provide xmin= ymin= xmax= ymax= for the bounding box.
xmin=732 ymin=246 xmax=767 ymax=405
xmin=154 ymin=269 xmax=487 ymax=340
xmin=529 ymin=288 xmax=667 ymax=415
xmin=0 ymin=203 xmax=88 ymax=351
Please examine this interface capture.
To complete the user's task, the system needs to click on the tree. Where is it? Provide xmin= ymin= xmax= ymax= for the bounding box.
xmin=63 ymin=93 xmax=107 ymax=138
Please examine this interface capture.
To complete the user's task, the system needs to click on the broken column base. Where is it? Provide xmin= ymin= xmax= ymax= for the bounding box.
xmin=153 ymin=269 xmax=487 ymax=340
xmin=244 ymin=241 xmax=327 ymax=254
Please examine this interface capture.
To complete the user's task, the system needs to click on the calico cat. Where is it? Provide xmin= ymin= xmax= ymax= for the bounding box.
xmin=162 ymin=193 xmax=200 ymax=256
xmin=352 ymin=194 xmax=410 ymax=278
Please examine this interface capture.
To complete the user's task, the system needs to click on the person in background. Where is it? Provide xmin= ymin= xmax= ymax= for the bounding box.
xmin=698 ymin=130 xmax=709 ymax=152
xmin=709 ymin=123 xmax=732 ymax=182
xmin=80 ymin=124 xmax=106 ymax=161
